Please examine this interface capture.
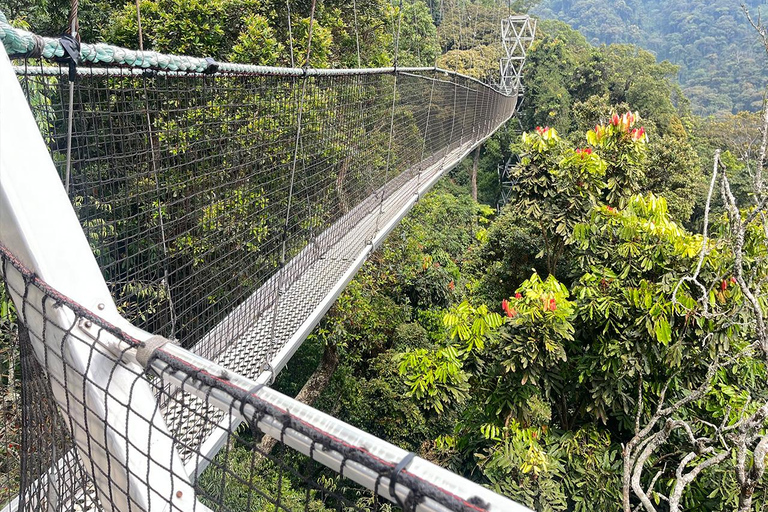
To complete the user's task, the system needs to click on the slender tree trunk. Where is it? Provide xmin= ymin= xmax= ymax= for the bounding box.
xmin=255 ymin=343 xmax=339 ymax=457
xmin=738 ymin=492 xmax=753 ymax=512
xmin=471 ymin=144 xmax=480 ymax=201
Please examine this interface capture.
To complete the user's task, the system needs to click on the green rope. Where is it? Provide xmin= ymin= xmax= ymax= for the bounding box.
xmin=0 ymin=9 xmax=215 ymax=72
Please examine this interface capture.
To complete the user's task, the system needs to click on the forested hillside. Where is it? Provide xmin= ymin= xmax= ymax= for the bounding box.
xmin=535 ymin=0 xmax=768 ymax=114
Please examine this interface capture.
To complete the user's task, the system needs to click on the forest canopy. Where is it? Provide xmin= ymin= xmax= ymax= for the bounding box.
xmin=3 ymin=0 xmax=768 ymax=511
xmin=535 ymin=0 xmax=768 ymax=115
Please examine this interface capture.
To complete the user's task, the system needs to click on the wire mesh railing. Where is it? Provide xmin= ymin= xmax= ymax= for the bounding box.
xmin=0 ymin=10 xmax=530 ymax=512
xmin=14 ymin=64 xmax=511 ymax=356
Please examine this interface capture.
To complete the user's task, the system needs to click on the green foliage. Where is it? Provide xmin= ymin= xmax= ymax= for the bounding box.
xmin=229 ymin=14 xmax=282 ymax=65
xmin=198 ymin=443 xmax=335 ymax=511
xmin=570 ymin=194 xmax=710 ymax=424
xmin=397 ymin=299 xmax=502 ymax=413
xmin=535 ymin=0 xmax=768 ymax=115
xmin=500 ymin=273 xmax=573 ymax=394
xmin=508 ymin=116 xmax=646 ymax=275
xmin=444 ymin=300 xmax=503 ymax=353
xmin=0 ymin=285 xmax=19 ymax=509
xmin=391 ymin=0 xmax=440 ymax=67
xmin=108 ymin=0 xmax=231 ymax=57
xmin=102 ymin=0 xmax=410 ymax=68
xmin=398 ymin=345 xmax=470 ymax=413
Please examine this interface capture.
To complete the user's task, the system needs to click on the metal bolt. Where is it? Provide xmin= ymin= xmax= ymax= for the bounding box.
xmin=84 ymin=321 xmax=93 ymax=329
xmin=176 ymin=490 xmax=183 ymax=499
xmin=97 ymin=303 xmax=105 ymax=310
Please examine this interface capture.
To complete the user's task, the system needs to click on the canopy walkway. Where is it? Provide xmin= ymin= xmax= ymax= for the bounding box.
xmin=0 ymin=8 xmax=535 ymax=512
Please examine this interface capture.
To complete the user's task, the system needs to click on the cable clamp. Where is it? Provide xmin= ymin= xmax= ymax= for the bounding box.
xmin=203 ymin=57 xmax=219 ymax=74
xmin=389 ymin=451 xmax=417 ymax=509
xmin=136 ymin=335 xmax=174 ymax=367
xmin=57 ymin=35 xmax=80 ymax=81
xmin=259 ymin=361 xmax=276 ymax=385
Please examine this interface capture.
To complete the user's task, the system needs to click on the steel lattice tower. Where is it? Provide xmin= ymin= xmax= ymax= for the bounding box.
xmin=499 ymin=15 xmax=537 ymax=96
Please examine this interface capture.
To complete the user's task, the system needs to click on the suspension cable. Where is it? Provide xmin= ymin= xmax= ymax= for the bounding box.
xmin=374 ymin=0 xmax=404 ymax=234
xmin=268 ymin=0 xmax=318 ymax=359
xmin=352 ymin=0 xmax=362 ymax=67
xmin=63 ymin=0 xmax=79 ymax=193
xmin=286 ymin=0 xmax=295 ymax=68
xmin=136 ymin=0 xmax=144 ymax=51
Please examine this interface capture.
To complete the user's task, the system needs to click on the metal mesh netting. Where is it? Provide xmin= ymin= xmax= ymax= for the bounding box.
xmin=0 ymin=242 xmax=524 ymax=512
xmin=0 ymin=21 xmax=523 ymax=512
xmin=16 ymin=65 xmax=513 ymax=360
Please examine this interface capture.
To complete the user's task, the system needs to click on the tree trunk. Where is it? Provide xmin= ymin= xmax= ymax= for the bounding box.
xmin=471 ymin=144 xmax=480 ymax=201
xmin=255 ymin=343 xmax=339 ymax=457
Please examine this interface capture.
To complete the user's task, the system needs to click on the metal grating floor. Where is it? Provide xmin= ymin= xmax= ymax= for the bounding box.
xmin=160 ymin=138 xmax=479 ymax=470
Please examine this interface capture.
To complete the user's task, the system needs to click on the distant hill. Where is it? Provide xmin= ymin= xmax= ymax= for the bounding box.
xmin=534 ymin=0 xmax=768 ymax=115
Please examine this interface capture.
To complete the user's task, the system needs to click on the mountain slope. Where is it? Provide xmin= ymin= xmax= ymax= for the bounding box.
xmin=534 ymin=0 xmax=768 ymax=114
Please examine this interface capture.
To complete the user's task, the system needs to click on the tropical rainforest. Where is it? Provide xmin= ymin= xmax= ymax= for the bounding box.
xmin=2 ymin=0 xmax=768 ymax=511
xmin=534 ymin=0 xmax=768 ymax=115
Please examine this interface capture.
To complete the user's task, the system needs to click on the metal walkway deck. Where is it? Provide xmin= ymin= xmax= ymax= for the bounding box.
xmin=161 ymin=125 xmax=514 ymax=475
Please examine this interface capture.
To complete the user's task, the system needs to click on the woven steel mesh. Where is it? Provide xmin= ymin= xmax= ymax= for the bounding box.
xmin=0 ymin=246 xmax=378 ymax=511
xmin=0 ymin=46 xmax=519 ymax=511
xmin=15 ymin=65 xmax=511 ymax=359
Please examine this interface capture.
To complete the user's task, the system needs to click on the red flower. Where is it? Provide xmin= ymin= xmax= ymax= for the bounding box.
xmin=630 ymin=127 xmax=646 ymax=141
xmin=721 ymin=280 xmax=728 ymax=291
xmin=730 ymin=276 xmax=737 ymax=284
xmin=448 ymin=280 xmax=455 ymax=291
xmin=611 ymin=113 xmax=620 ymax=126
xmin=502 ymin=299 xmax=518 ymax=318
xmin=607 ymin=206 xmax=616 ymax=213
xmin=515 ymin=292 xmax=522 ymax=299
xmin=576 ymin=147 xmax=592 ymax=158
xmin=549 ymin=299 xmax=557 ymax=311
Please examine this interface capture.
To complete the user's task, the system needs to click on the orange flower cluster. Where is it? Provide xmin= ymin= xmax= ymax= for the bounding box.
xmin=593 ymin=124 xmax=607 ymax=141
xmin=610 ymin=111 xmax=637 ymax=130
xmin=502 ymin=299 xmax=517 ymax=318
xmin=503 ymin=292 xmax=557 ymax=316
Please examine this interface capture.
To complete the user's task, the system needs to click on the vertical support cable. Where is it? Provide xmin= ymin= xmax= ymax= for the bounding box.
xmin=265 ymin=0 xmax=317 ymax=365
xmin=63 ymin=0 xmax=79 ymax=193
xmin=142 ymin=79 xmax=177 ymax=340
xmin=286 ymin=0 xmax=295 ymax=68
xmin=437 ymin=74 xmax=458 ymax=170
xmin=133 ymin=0 xmax=176 ymax=339
xmin=374 ymin=0 xmax=404 ymax=234
xmin=136 ymin=0 xmax=144 ymax=51
xmin=416 ymin=68 xmax=438 ymax=191
xmin=352 ymin=0 xmax=362 ymax=68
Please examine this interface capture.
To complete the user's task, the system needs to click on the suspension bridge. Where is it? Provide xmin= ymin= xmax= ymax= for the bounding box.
xmin=0 ymin=5 xmax=535 ymax=512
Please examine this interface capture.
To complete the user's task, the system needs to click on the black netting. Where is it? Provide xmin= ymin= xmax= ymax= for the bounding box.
xmin=1 ymin=36 xmax=519 ymax=512
xmin=0 ymin=243 xmax=512 ymax=512
xmin=0 ymin=246 xmax=374 ymax=511
xmin=14 ymin=64 xmax=514 ymax=369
